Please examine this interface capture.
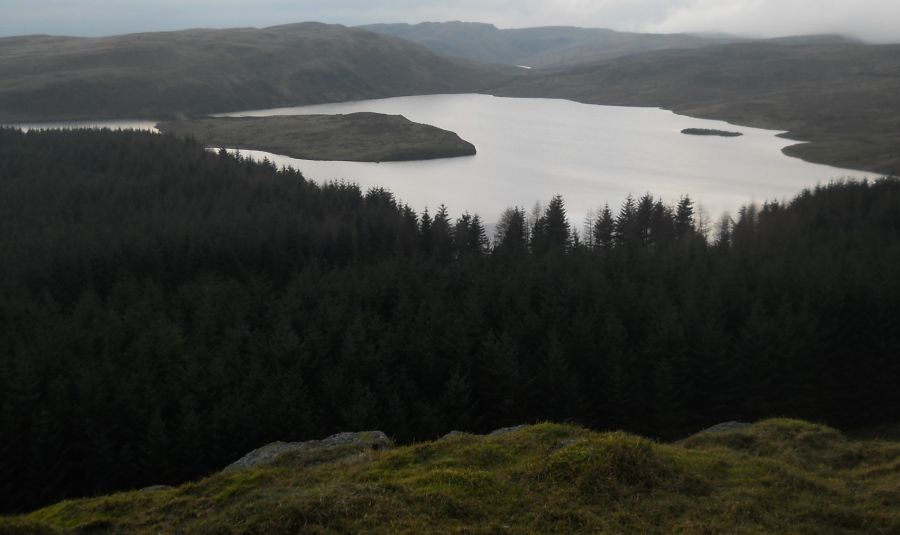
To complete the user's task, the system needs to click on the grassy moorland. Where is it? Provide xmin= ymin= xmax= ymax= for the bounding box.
xmin=156 ymin=112 xmax=476 ymax=162
xmin=0 ymin=23 xmax=519 ymax=122
xmin=1 ymin=419 xmax=897 ymax=534
xmin=496 ymin=41 xmax=900 ymax=175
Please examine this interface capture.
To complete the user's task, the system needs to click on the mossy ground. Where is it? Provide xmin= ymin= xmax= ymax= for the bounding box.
xmin=2 ymin=419 xmax=898 ymax=534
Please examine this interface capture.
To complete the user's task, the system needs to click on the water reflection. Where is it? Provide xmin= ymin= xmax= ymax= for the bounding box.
xmin=6 ymin=94 xmax=866 ymax=224
xmin=217 ymin=94 xmax=866 ymax=223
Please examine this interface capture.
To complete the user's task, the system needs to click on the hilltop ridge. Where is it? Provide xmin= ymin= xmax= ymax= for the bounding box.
xmin=360 ymin=21 xmax=742 ymax=68
xmin=1 ymin=419 xmax=898 ymax=534
xmin=0 ymin=23 xmax=519 ymax=122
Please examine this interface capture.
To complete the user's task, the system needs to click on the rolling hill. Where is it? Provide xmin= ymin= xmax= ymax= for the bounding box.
xmin=495 ymin=41 xmax=900 ymax=174
xmin=1 ymin=420 xmax=897 ymax=534
xmin=0 ymin=23 xmax=520 ymax=122
xmin=2 ymin=22 xmax=892 ymax=175
xmin=360 ymin=21 xmax=743 ymax=69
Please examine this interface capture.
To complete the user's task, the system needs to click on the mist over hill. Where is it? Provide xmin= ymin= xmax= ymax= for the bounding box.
xmin=360 ymin=21 xmax=746 ymax=69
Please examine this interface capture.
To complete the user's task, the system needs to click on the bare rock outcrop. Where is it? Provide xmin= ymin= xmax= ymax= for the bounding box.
xmin=488 ymin=425 xmax=530 ymax=436
xmin=223 ymin=431 xmax=391 ymax=473
xmin=700 ymin=421 xmax=752 ymax=434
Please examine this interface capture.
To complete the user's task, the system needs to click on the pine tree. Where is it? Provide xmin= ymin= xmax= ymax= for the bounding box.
xmin=615 ymin=195 xmax=638 ymax=247
xmin=593 ymin=204 xmax=615 ymax=250
xmin=440 ymin=366 xmax=474 ymax=431
xmin=468 ymin=215 xmax=489 ymax=256
xmin=141 ymin=409 xmax=170 ymax=478
xmin=636 ymin=193 xmax=656 ymax=246
xmin=531 ymin=195 xmax=570 ymax=254
xmin=494 ymin=206 xmax=527 ymax=254
xmin=477 ymin=332 xmax=522 ymax=427
xmin=675 ymin=196 xmax=695 ymax=239
xmin=419 ymin=208 xmax=433 ymax=255
xmin=538 ymin=334 xmax=580 ymax=422
xmin=430 ymin=205 xmax=454 ymax=261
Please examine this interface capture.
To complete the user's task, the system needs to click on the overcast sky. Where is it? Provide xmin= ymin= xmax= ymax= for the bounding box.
xmin=2 ymin=0 xmax=899 ymax=43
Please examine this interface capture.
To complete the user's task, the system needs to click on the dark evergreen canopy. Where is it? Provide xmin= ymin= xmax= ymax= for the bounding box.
xmin=1 ymin=128 xmax=898 ymax=513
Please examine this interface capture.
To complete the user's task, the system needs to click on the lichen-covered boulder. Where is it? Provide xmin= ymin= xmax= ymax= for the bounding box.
xmin=489 ymin=425 xmax=529 ymax=436
xmin=223 ymin=431 xmax=391 ymax=473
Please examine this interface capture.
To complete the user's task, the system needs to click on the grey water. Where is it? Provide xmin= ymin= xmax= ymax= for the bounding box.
xmin=216 ymin=94 xmax=866 ymax=225
xmin=11 ymin=94 xmax=867 ymax=226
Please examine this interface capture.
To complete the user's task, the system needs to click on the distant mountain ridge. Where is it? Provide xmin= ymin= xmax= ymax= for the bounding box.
xmin=360 ymin=21 xmax=746 ymax=68
xmin=1 ymin=21 xmax=893 ymax=174
xmin=0 ymin=22 xmax=519 ymax=122
xmin=360 ymin=22 xmax=865 ymax=70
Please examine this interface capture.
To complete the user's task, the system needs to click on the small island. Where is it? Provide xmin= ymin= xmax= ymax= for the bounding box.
xmin=681 ymin=128 xmax=743 ymax=137
xmin=156 ymin=113 xmax=476 ymax=162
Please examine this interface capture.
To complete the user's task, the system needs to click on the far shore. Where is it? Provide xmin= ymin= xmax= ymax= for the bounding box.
xmin=156 ymin=112 xmax=477 ymax=163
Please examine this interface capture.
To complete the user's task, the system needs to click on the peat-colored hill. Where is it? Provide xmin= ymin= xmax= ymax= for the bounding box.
xmin=496 ymin=41 xmax=900 ymax=175
xmin=0 ymin=23 xmax=520 ymax=122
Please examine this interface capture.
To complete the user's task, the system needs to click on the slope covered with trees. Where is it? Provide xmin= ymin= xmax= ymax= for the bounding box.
xmin=1 ymin=129 xmax=898 ymax=513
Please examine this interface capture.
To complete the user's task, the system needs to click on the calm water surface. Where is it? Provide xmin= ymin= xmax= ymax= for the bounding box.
xmin=11 ymin=94 xmax=866 ymax=225
xmin=217 ymin=94 xmax=865 ymax=224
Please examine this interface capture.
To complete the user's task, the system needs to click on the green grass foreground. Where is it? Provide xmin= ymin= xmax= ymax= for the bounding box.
xmin=2 ymin=419 xmax=898 ymax=534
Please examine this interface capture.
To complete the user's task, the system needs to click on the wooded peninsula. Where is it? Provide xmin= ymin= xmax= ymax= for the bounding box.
xmin=157 ymin=113 xmax=477 ymax=162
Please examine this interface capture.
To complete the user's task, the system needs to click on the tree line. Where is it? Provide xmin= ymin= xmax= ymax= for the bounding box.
xmin=1 ymin=128 xmax=898 ymax=512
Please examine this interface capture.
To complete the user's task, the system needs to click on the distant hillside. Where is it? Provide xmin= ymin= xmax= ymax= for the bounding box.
xmin=2 ymin=420 xmax=898 ymax=534
xmin=360 ymin=21 xmax=743 ymax=68
xmin=496 ymin=41 xmax=900 ymax=174
xmin=157 ymin=112 xmax=477 ymax=162
xmin=0 ymin=23 xmax=520 ymax=122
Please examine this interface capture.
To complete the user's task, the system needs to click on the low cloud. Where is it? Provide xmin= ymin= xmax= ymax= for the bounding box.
xmin=651 ymin=0 xmax=900 ymax=42
xmin=1 ymin=0 xmax=898 ymax=43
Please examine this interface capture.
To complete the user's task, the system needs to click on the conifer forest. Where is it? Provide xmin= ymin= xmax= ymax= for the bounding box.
xmin=1 ymin=128 xmax=898 ymax=512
